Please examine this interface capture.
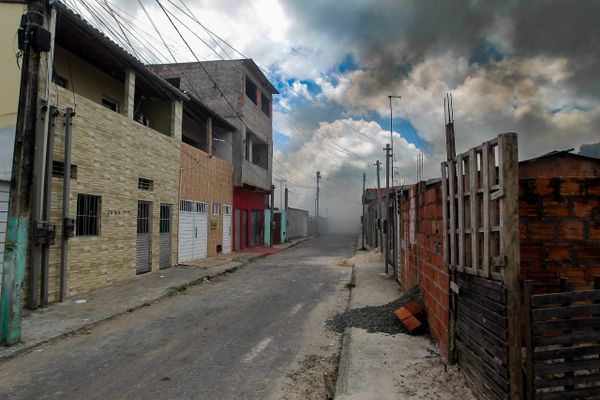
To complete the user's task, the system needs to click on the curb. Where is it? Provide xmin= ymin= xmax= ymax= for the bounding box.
xmin=0 ymin=236 xmax=313 ymax=363
xmin=332 ymin=261 xmax=356 ymax=399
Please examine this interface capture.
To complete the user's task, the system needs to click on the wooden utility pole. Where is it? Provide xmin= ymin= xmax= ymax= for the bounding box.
xmin=0 ymin=0 xmax=45 ymax=345
xmin=384 ymin=144 xmax=392 ymax=273
xmin=374 ymin=161 xmax=382 ymax=252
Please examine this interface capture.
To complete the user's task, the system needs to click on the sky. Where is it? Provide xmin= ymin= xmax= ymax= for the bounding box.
xmin=70 ymin=0 xmax=600 ymax=232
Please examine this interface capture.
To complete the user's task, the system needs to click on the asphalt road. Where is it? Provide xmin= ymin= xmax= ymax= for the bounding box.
xmin=0 ymin=234 xmax=354 ymax=400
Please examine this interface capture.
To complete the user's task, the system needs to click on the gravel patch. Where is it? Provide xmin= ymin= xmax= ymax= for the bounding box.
xmin=326 ymin=286 xmax=424 ymax=335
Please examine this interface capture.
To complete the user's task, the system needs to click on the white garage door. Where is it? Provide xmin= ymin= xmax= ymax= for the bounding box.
xmin=178 ymin=200 xmax=208 ymax=263
xmin=222 ymin=204 xmax=232 ymax=254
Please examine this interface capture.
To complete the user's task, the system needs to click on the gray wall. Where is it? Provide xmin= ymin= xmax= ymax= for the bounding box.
xmin=151 ymin=61 xmax=274 ymax=191
xmin=287 ymin=207 xmax=309 ymax=239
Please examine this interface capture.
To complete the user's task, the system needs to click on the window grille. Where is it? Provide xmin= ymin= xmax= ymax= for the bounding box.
xmin=212 ymin=202 xmax=221 ymax=215
xmin=52 ymin=160 xmax=77 ymax=179
xmin=138 ymin=178 xmax=154 ymax=191
xmin=76 ymin=194 xmax=101 ymax=236
xmin=223 ymin=205 xmax=232 ymax=215
xmin=180 ymin=200 xmax=193 ymax=212
xmin=197 ymin=202 xmax=208 ymax=214
xmin=160 ymin=204 xmax=171 ymax=234
xmin=137 ymin=201 xmax=151 ymax=234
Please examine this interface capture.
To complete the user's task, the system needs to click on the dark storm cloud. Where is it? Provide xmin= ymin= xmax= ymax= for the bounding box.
xmin=579 ymin=142 xmax=600 ymax=159
xmin=283 ymin=0 xmax=600 ymax=94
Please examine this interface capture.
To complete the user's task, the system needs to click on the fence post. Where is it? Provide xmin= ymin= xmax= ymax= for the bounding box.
xmin=524 ymin=280 xmax=534 ymax=400
xmin=499 ymin=132 xmax=522 ymax=399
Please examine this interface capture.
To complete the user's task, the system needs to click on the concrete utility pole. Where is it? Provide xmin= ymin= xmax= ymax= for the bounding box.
xmin=384 ymin=144 xmax=392 ymax=273
xmin=276 ymin=178 xmax=287 ymax=210
xmin=315 ymin=171 xmax=321 ymax=235
xmin=388 ymin=95 xmax=401 ymax=186
xmin=374 ymin=161 xmax=382 ymax=252
xmin=1 ymin=0 xmax=46 ymax=345
xmin=361 ymin=172 xmax=366 ymax=250
xmin=270 ymin=184 xmax=275 ymax=247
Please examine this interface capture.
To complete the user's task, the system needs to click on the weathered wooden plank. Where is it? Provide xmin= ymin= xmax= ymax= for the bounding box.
xmin=534 ymin=330 xmax=600 ymax=347
xmin=524 ymin=281 xmax=534 ymax=400
xmin=449 ymin=159 xmax=457 ymax=270
xmin=457 ymin=154 xmax=465 ymax=271
xmin=537 ymin=385 xmax=600 ymax=400
xmin=456 ymin=317 xmax=508 ymax=363
xmin=481 ymin=142 xmax=490 ymax=278
xmin=460 ymin=355 xmax=505 ymax=400
xmin=535 ymin=372 xmax=600 ymax=389
xmin=457 ymin=275 xmax=506 ymax=302
xmin=532 ymin=316 xmax=600 ymax=334
xmin=532 ymin=289 xmax=600 ymax=307
xmin=459 ymin=300 xmax=507 ymax=341
xmin=459 ymin=286 xmax=507 ymax=315
xmin=534 ymin=344 xmax=600 ymax=362
xmin=498 ymin=132 xmax=522 ymax=400
xmin=458 ymin=271 xmax=505 ymax=293
xmin=469 ymin=148 xmax=479 ymax=276
xmin=457 ymin=295 xmax=507 ymax=327
xmin=532 ymin=303 xmax=600 ymax=321
xmin=457 ymin=306 xmax=507 ymax=351
xmin=457 ymin=339 xmax=510 ymax=393
xmin=460 ymin=352 xmax=506 ymax=400
xmin=441 ymin=162 xmax=449 ymax=267
xmin=457 ymin=332 xmax=507 ymax=373
xmin=535 ymin=358 xmax=600 ymax=376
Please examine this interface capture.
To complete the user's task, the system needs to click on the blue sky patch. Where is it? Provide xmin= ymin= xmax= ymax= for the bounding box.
xmin=469 ymin=41 xmax=504 ymax=66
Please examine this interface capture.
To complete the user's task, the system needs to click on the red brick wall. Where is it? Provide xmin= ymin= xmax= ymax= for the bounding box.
xmin=519 ymin=155 xmax=600 ymax=290
xmin=399 ymin=182 xmax=450 ymax=358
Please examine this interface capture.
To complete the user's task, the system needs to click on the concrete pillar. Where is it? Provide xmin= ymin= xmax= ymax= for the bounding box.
xmin=246 ymin=134 xmax=253 ymax=161
xmin=206 ymin=116 xmax=213 ymax=155
xmin=171 ymin=99 xmax=183 ymax=140
xmin=123 ymin=69 xmax=135 ymax=119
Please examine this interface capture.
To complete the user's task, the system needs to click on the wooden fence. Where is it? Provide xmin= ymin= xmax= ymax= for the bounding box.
xmin=524 ymin=277 xmax=600 ymax=399
xmin=442 ymin=132 xmax=522 ymax=399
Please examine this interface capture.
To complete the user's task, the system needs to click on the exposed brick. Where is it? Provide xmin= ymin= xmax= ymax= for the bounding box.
xmin=402 ymin=315 xmax=422 ymax=334
xmin=557 ymin=220 xmax=585 ymax=241
xmin=574 ymin=242 xmax=600 ymax=261
xmin=529 ymin=220 xmax=555 ymax=241
xmin=394 ymin=307 xmax=411 ymax=321
xmin=543 ymin=200 xmax=570 ymax=216
xmin=521 ymin=243 xmax=544 ymax=260
xmin=544 ymin=242 xmax=572 ymax=261
xmin=590 ymin=223 xmax=600 ymax=240
xmin=559 ymin=264 xmax=586 ymax=285
xmin=572 ymin=199 xmax=600 ymax=218
xmin=519 ymin=202 xmax=540 ymax=217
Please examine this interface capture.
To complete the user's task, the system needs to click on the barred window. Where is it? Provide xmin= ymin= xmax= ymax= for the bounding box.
xmin=52 ymin=160 xmax=77 ymax=179
xmin=160 ymin=204 xmax=171 ymax=234
xmin=138 ymin=178 xmax=154 ymax=191
xmin=223 ymin=205 xmax=231 ymax=215
xmin=212 ymin=202 xmax=221 ymax=215
xmin=76 ymin=194 xmax=101 ymax=236
xmin=197 ymin=202 xmax=208 ymax=214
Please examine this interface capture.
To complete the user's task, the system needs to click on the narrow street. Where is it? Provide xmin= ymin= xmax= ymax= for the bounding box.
xmin=0 ymin=234 xmax=355 ymax=400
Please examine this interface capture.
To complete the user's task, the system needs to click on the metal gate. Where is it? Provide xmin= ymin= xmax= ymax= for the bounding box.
xmin=136 ymin=201 xmax=152 ymax=274
xmin=159 ymin=204 xmax=171 ymax=269
xmin=178 ymin=200 xmax=208 ymax=263
xmin=222 ymin=205 xmax=232 ymax=254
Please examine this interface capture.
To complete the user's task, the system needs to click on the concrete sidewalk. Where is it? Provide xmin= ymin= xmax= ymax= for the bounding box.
xmin=334 ymin=250 xmax=475 ymax=400
xmin=0 ymin=236 xmax=312 ymax=362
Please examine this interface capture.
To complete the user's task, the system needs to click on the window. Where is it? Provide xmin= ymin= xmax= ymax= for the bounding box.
xmin=138 ymin=178 xmax=154 ymax=191
xmin=223 ymin=205 xmax=231 ymax=215
xmin=52 ymin=160 xmax=77 ymax=179
xmin=101 ymin=96 xmax=120 ymax=112
xmin=261 ymin=93 xmax=270 ymax=117
xmin=160 ymin=204 xmax=172 ymax=234
xmin=245 ymin=75 xmax=258 ymax=105
xmin=76 ymin=194 xmax=101 ymax=236
xmin=212 ymin=202 xmax=221 ymax=215
xmin=180 ymin=200 xmax=193 ymax=212
xmin=197 ymin=201 xmax=208 ymax=214
xmin=52 ymin=71 xmax=67 ymax=88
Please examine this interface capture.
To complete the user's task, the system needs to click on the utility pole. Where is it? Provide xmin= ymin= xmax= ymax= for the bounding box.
xmin=384 ymin=144 xmax=392 ymax=273
xmin=276 ymin=178 xmax=287 ymax=210
xmin=361 ymin=172 xmax=366 ymax=250
xmin=269 ymin=184 xmax=275 ymax=247
xmin=1 ymin=0 xmax=46 ymax=345
xmin=315 ymin=171 xmax=321 ymax=235
xmin=374 ymin=161 xmax=382 ymax=253
xmin=388 ymin=95 xmax=401 ymax=186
